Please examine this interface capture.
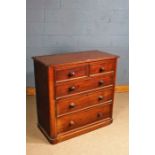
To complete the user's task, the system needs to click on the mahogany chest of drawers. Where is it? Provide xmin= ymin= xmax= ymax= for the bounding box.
xmin=33 ymin=50 xmax=119 ymax=144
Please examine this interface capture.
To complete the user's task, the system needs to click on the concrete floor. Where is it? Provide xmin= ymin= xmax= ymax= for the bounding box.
xmin=26 ymin=93 xmax=128 ymax=155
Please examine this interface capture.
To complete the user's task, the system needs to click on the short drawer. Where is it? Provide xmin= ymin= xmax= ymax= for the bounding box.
xmin=56 ymin=73 xmax=114 ymax=98
xmin=57 ymin=103 xmax=112 ymax=133
xmin=55 ymin=64 xmax=88 ymax=82
xmin=56 ymin=86 xmax=114 ymax=116
xmin=90 ymin=59 xmax=116 ymax=75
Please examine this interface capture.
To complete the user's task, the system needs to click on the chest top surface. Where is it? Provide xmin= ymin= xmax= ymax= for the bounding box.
xmin=33 ymin=50 xmax=119 ymax=66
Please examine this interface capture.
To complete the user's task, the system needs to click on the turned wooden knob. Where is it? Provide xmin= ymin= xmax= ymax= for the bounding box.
xmin=69 ymin=120 xmax=75 ymax=126
xmin=98 ymin=80 xmax=104 ymax=86
xmin=99 ymin=67 xmax=105 ymax=72
xmin=68 ymin=86 xmax=76 ymax=92
xmin=97 ymin=113 xmax=104 ymax=118
xmin=98 ymin=96 xmax=104 ymax=101
xmin=68 ymin=71 xmax=75 ymax=77
xmin=69 ymin=102 xmax=76 ymax=109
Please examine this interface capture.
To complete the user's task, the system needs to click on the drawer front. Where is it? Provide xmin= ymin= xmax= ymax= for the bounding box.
xmin=56 ymin=73 xmax=114 ymax=98
xmin=55 ymin=64 xmax=88 ymax=82
xmin=90 ymin=59 xmax=116 ymax=75
xmin=57 ymin=103 xmax=112 ymax=133
xmin=56 ymin=86 xmax=114 ymax=116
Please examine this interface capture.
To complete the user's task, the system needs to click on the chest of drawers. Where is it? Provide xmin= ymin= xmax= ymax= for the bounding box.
xmin=33 ymin=50 xmax=119 ymax=144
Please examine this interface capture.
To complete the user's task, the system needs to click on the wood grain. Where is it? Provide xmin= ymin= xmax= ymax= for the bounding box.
xmin=55 ymin=72 xmax=115 ymax=98
xmin=32 ymin=50 xmax=119 ymax=66
xmin=57 ymin=102 xmax=112 ymax=133
xmin=90 ymin=59 xmax=116 ymax=75
xmin=32 ymin=50 xmax=119 ymax=144
xmin=33 ymin=61 xmax=51 ymax=136
xmin=55 ymin=64 xmax=88 ymax=82
xmin=56 ymin=86 xmax=113 ymax=116
xmin=26 ymin=85 xmax=128 ymax=95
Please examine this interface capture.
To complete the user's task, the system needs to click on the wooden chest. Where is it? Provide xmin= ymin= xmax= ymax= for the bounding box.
xmin=33 ymin=50 xmax=119 ymax=144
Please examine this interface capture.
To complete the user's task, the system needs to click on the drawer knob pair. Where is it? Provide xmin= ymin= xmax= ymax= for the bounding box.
xmin=99 ymin=67 xmax=105 ymax=72
xmin=69 ymin=102 xmax=76 ymax=109
xmin=69 ymin=120 xmax=75 ymax=126
xmin=68 ymin=71 xmax=75 ymax=77
xmin=68 ymin=86 xmax=76 ymax=92
xmin=97 ymin=112 xmax=104 ymax=118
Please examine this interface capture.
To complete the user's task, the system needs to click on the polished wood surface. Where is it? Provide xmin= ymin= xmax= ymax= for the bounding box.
xmin=57 ymin=102 xmax=112 ymax=133
xmin=33 ymin=61 xmax=51 ymax=135
xmin=56 ymin=73 xmax=114 ymax=98
xmin=55 ymin=64 xmax=88 ymax=82
xmin=26 ymin=85 xmax=128 ymax=96
xmin=90 ymin=59 xmax=116 ymax=75
xmin=56 ymin=86 xmax=113 ymax=116
xmin=33 ymin=50 xmax=119 ymax=144
xmin=33 ymin=50 xmax=118 ymax=66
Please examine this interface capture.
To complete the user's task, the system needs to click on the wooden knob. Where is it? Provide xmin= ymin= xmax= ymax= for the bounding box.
xmin=68 ymin=86 xmax=75 ymax=92
xmin=99 ymin=67 xmax=105 ymax=72
xmin=99 ymin=80 xmax=104 ymax=86
xmin=98 ymin=96 xmax=104 ymax=101
xmin=69 ymin=120 xmax=75 ymax=126
xmin=97 ymin=113 xmax=103 ymax=118
xmin=68 ymin=71 xmax=75 ymax=77
xmin=69 ymin=102 xmax=76 ymax=109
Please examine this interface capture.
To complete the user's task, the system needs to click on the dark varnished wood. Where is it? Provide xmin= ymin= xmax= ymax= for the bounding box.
xmin=33 ymin=61 xmax=51 ymax=136
xmin=33 ymin=61 xmax=57 ymax=139
xmin=56 ymin=72 xmax=115 ymax=98
xmin=33 ymin=50 xmax=119 ymax=144
xmin=57 ymin=102 xmax=112 ymax=133
xmin=48 ymin=66 xmax=57 ymax=138
xmin=33 ymin=50 xmax=118 ymax=66
xmin=56 ymin=86 xmax=114 ymax=116
xmin=38 ymin=118 xmax=113 ymax=144
xmin=55 ymin=64 xmax=88 ymax=82
xmin=90 ymin=59 xmax=116 ymax=75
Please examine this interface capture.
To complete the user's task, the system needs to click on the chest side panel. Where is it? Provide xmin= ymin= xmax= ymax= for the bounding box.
xmin=33 ymin=61 xmax=51 ymax=135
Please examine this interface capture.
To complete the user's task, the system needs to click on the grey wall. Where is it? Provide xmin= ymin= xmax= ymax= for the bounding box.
xmin=26 ymin=0 xmax=129 ymax=87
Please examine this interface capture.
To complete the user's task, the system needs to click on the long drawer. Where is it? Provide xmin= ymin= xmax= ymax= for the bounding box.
xmin=57 ymin=102 xmax=112 ymax=134
xmin=56 ymin=72 xmax=114 ymax=98
xmin=56 ymin=86 xmax=114 ymax=116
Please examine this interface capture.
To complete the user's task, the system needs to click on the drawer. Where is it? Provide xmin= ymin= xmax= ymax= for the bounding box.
xmin=57 ymin=103 xmax=112 ymax=133
xmin=56 ymin=86 xmax=114 ymax=116
xmin=56 ymin=73 xmax=114 ymax=98
xmin=90 ymin=59 xmax=116 ymax=75
xmin=55 ymin=64 xmax=88 ymax=82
